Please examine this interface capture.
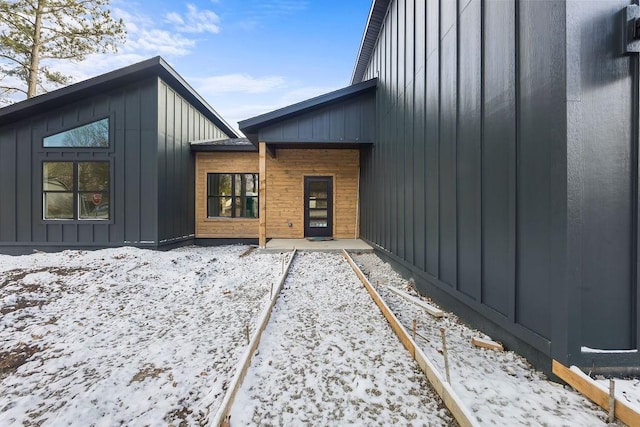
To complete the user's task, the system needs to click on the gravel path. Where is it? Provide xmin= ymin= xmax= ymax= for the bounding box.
xmin=230 ymin=251 xmax=456 ymax=426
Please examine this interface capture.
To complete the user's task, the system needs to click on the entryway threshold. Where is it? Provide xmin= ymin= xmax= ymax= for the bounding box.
xmin=262 ymin=238 xmax=373 ymax=252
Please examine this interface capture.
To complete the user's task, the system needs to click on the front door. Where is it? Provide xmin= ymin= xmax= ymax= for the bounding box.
xmin=304 ymin=176 xmax=333 ymax=238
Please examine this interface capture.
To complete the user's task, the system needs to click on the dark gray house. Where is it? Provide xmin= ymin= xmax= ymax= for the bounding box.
xmin=0 ymin=57 xmax=238 ymax=254
xmin=2 ymin=0 xmax=639 ymax=374
xmin=239 ymin=0 xmax=640 ymax=373
xmin=349 ymin=0 xmax=640 ymax=373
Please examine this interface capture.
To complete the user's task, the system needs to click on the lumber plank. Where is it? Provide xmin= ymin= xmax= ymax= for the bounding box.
xmin=552 ymin=360 xmax=640 ymax=426
xmin=385 ymin=285 xmax=444 ymax=318
xmin=206 ymin=249 xmax=297 ymax=426
xmin=471 ymin=337 xmax=504 ymax=352
xmin=342 ymin=250 xmax=479 ymax=427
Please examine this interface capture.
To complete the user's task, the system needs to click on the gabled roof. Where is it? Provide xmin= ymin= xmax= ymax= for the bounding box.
xmin=239 ymin=78 xmax=377 ymax=146
xmin=0 ymin=56 xmax=239 ymax=138
xmin=351 ymin=0 xmax=391 ymax=84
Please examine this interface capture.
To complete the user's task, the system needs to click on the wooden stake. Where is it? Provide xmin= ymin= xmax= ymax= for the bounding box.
xmin=412 ymin=320 xmax=417 ymax=340
xmin=245 ymin=324 xmax=250 ymax=345
xmin=609 ymin=379 xmax=615 ymax=423
xmin=441 ymin=327 xmax=451 ymax=384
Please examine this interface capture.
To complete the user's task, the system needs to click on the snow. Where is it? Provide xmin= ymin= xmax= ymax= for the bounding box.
xmin=229 ymin=252 xmax=453 ymax=425
xmin=582 ymin=346 xmax=638 ymax=354
xmin=0 ymin=246 xmax=282 ymax=426
xmin=351 ymin=252 xmax=623 ymax=427
xmin=595 ymin=376 xmax=640 ymax=414
xmin=0 ymin=245 xmax=630 ymax=426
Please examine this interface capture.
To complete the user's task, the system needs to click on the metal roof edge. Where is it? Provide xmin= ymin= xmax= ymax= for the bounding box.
xmin=238 ymin=78 xmax=377 ymax=137
xmin=155 ymin=58 xmax=239 ymax=138
xmin=350 ymin=0 xmax=391 ymax=84
xmin=0 ymin=56 xmax=239 ymax=138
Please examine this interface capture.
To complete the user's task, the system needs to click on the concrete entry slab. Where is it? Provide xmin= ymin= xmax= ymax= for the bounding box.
xmin=262 ymin=238 xmax=373 ymax=252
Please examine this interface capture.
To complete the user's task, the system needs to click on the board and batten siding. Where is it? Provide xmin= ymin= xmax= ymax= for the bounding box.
xmin=195 ymin=152 xmax=260 ymax=238
xmin=0 ymin=77 xmax=160 ymax=252
xmin=265 ymin=148 xmax=359 ymax=239
xmin=157 ymin=79 xmax=228 ymax=244
xmin=0 ymin=76 xmax=231 ymax=254
xmin=359 ymin=0 xmax=640 ymax=368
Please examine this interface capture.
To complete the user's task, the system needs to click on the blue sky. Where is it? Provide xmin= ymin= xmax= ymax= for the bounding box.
xmin=50 ymin=0 xmax=372 ymax=134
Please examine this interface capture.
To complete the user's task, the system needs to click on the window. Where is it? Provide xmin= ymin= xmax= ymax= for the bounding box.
xmin=207 ymin=173 xmax=258 ymax=218
xmin=43 ymin=162 xmax=110 ymax=220
xmin=43 ymin=118 xmax=109 ymax=148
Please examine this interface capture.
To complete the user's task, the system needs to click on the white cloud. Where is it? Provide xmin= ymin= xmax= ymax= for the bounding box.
xmin=165 ymin=4 xmax=221 ymax=34
xmin=193 ymin=73 xmax=286 ymax=94
xmin=113 ymin=8 xmax=195 ymax=57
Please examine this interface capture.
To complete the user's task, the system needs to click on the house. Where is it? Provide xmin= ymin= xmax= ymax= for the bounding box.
xmin=1 ymin=0 xmax=639 ymax=375
xmin=236 ymin=0 xmax=640 ymax=375
xmin=0 ymin=57 xmax=238 ymax=253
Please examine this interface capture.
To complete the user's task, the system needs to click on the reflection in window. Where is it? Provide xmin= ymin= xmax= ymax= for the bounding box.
xmin=43 ymin=161 xmax=110 ymax=220
xmin=207 ymin=173 xmax=258 ymax=218
xmin=43 ymin=118 xmax=109 ymax=148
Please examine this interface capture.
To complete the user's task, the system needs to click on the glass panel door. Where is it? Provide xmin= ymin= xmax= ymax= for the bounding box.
xmin=304 ymin=176 xmax=333 ymax=237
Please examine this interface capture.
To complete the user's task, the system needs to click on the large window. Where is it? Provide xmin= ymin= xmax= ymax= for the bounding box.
xmin=207 ymin=173 xmax=258 ymax=218
xmin=43 ymin=162 xmax=110 ymax=220
xmin=43 ymin=118 xmax=109 ymax=148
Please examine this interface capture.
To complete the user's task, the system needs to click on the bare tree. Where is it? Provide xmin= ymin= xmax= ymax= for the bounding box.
xmin=0 ymin=0 xmax=126 ymax=102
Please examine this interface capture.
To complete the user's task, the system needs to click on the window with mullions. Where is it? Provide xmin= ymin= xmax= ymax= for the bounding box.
xmin=43 ymin=162 xmax=110 ymax=220
xmin=207 ymin=173 xmax=258 ymax=218
xmin=43 ymin=118 xmax=109 ymax=148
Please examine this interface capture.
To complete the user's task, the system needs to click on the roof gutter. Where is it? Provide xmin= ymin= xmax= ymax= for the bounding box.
xmin=350 ymin=0 xmax=391 ymax=84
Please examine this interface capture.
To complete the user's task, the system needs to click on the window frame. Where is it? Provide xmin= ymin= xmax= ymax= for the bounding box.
xmin=41 ymin=116 xmax=111 ymax=150
xmin=206 ymin=173 xmax=259 ymax=219
xmin=42 ymin=160 xmax=112 ymax=222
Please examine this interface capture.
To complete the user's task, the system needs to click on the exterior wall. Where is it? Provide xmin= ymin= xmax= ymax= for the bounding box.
xmin=358 ymin=0 xmax=640 ymax=369
xmin=259 ymin=92 xmax=376 ymax=143
xmin=0 ymin=77 xmax=161 ymax=253
xmin=565 ymin=1 xmax=640 ymax=367
xmin=359 ymin=0 xmax=566 ymax=366
xmin=265 ymin=148 xmax=359 ymax=239
xmin=195 ymin=152 xmax=259 ymax=238
xmin=0 ymin=76 xmax=231 ymax=254
xmin=157 ymin=79 xmax=228 ymax=244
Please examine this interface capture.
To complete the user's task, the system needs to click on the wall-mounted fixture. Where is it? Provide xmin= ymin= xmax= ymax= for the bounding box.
xmin=623 ymin=5 xmax=640 ymax=54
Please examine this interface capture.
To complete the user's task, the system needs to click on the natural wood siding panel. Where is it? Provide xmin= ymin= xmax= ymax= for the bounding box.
xmin=195 ymin=152 xmax=259 ymax=238
xmin=266 ymin=149 xmax=359 ymax=239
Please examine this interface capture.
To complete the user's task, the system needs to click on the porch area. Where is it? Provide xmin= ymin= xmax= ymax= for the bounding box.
xmin=263 ymin=238 xmax=373 ymax=252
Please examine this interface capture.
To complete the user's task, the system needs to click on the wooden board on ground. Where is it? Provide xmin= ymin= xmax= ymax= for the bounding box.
xmin=471 ymin=337 xmax=504 ymax=352
xmin=342 ymin=250 xmax=479 ymax=427
xmin=385 ymin=285 xmax=444 ymax=318
xmin=205 ymin=249 xmax=297 ymax=427
xmin=552 ymin=360 xmax=640 ymax=426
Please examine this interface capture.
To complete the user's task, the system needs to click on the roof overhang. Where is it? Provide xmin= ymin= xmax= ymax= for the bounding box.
xmin=351 ymin=0 xmax=391 ymax=84
xmin=0 ymin=56 xmax=239 ymax=139
xmin=190 ymin=138 xmax=257 ymax=152
xmin=239 ymin=78 xmax=377 ymax=146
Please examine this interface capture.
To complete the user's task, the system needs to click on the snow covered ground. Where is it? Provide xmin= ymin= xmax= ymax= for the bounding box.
xmin=1 ymin=245 xmax=632 ymax=426
xmin=0 ymin=246 xmax=283 ymax=426
xmin=230 ymin=251 xmax=454 ymax=426
xmin=352 ymin=252 xmax=623 ymax=426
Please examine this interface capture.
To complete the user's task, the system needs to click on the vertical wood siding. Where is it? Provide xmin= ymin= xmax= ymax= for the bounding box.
xmin=265 ymin=149 xmax=359 ymax=239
